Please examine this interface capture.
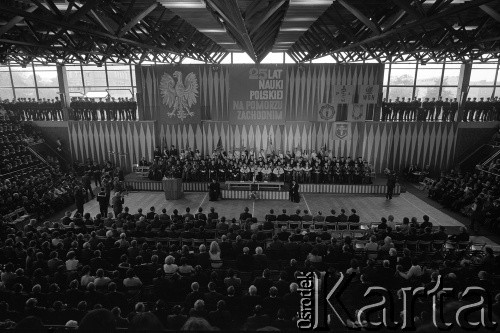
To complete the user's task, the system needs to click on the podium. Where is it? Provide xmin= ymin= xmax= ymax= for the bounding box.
xmin=162 ymin=178 xmax=183 ymax=200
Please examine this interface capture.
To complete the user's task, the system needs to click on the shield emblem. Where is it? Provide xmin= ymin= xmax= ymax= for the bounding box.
xmin=336 ymin=124 xmax=348 ymax=139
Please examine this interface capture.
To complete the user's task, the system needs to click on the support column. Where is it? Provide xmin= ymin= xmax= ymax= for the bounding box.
xmin=456 ymin=62 xmax=472 ymax=122
xmin=56 ymin=64 xmax=70 ymax=120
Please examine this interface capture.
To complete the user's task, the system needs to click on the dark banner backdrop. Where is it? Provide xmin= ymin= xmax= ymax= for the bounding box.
xmin=136 ymin=63 xmax=383 ymax=125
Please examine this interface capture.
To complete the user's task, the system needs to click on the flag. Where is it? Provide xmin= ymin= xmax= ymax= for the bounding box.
xmin=334 ymin=84 xmax=355 ymax=104
xmin=347 ymin=103 xmax=367 ymax=122
xmin=358 ymin=84 xmax=379 ymax=104
xmin=216 ymin=136 xmax=223 ymax=151
xmin=266 ymin=136 xmax=274 ymax=155
xmin=317 ymin=103 xmax=336 ymax=122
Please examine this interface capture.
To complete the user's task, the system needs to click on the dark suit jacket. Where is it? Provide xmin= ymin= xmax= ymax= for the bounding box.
xmin=240 ymin=212 xmax=252 ymax=221
xmin=337 ymin=213 xmax=348 ymax=222
xmin=276 ymin=214 xmax=289 ymax=221
xmin=348 ymin=214 xmax=360 ymax=222
xmin=325 ymin=215 xmax=338 ymax=223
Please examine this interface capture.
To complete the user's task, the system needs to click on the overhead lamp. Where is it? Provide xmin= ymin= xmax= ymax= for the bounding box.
xmin=452 ymin=23 xmax=478 ymax=30
xmin=161 ymin=0 xmax=206 ymax=9
xmin=198 ymin=28 xmax=226 ymax=33
xmin=279 ymin=27 xmax=309 ymax=32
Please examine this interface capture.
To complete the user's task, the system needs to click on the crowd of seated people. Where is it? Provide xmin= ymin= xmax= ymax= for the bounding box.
xmin=145 ymin=145 xmax=375 ymax=184
xmin=0 ymin=116 xmax=82 ymax=221
xmin=1 ymin=201 xmax=498 ymax=331
xmin=428 ymin=160 xmax=500 ymax=234
xmin=380 ymin=95 xmax=500 ymax=122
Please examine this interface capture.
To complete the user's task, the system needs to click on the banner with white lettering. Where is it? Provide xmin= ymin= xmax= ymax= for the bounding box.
xmin=359 ymin=84 xmax=379 ymax=104
xmin=333 ymin=85 xmax=355 ymax=104
xmin=347 ymin=103 xmax=367 ymax=122
xmin=230 ymin=65 xmax=287 ymax=124
xmin=333 ymin=122 xmax=352 ymax=141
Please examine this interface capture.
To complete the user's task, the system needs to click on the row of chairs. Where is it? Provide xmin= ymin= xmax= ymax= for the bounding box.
xmin=353 ymin=238 xmax=486 ymax=255
xmin=275 ymin=220 xmax=362 ymax=230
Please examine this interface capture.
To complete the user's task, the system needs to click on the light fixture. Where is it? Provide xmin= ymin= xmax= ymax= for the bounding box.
xmin=279 ymin=27 xmax=309 ymax=32
xmin=160 ymin=0 xmax=206 ymax=9
xmin=198 ymin=28 xmax=227 ymax=33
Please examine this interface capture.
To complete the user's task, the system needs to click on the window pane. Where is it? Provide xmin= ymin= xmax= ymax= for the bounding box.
xmin=414 ymin=86 xmax=440 ymax=99
xmin=472 ymin=63 xmax=497 ymax=69
xmin=388 ymin=87 xmax=413 ymax=100
xmin=132 ymin=70 xmax=136 ymax=86
xmin=468 ymin=87 xmax=493 ymax=99
xmin=85 ymin=86 xmax=107 ymax=93
xmin=82 ymin=71 xmax=106 ymax=86
xmin=11 ymin=70 xmax=35 ymax=87
xmin=383 ymin=65 xmax=390 ymax=85
xmin=284 ymin=53 xmax=295 ymax=64
xmin=14 ymin=88 xmax=37 ymax=98
xmin=37 ymin=88 xmax=59 ymax=99
xmin=469 ymin=69 xmax=495 ymax=85
xmin=66 ymin=65 xmax=82 ymax=71
xmin=35 ymin=69 xmax=58 ymax=87
xmin=391 ymin=63 xmax=416 ymax=69
xmin=389 ymin=68 xmax=415 ymax=85
xmin=440 ymin=87 xmax=457 ymax=100
xmin=0 ymin=88 xmax=14 ymax=100
xmin=107 ymin=70 xmax=131 ymax=86
xmin=382 ymin=86 xmax=388 ymax=99
xmin=442 ymin=68 xmax=460 ymax=86
xmin=0 ymin=66 xmax=9 ymax=71
xmin=181 ymin=57 xmax=205 ymax=64
xmin=0 ymin=72 xmax=12 ymax=87
xmin=232 ymin=52 xmax=254 ymax=64
xmin=108 ymin=88 xmax=132 ymax=98
xmin=415 ymin=68 xmax=442 ymax=85
xmin=260 ymin=52 xmax=284 ymax=64
xmin=219 ymin=54 xmax=232 ymax=64
xmin=68 ymin=70 xmax=83 ymax=87
xmin=311 ymin=56 xmax=336 ymax=63
xmin=105 ymin=65 xmax=130 ymax=71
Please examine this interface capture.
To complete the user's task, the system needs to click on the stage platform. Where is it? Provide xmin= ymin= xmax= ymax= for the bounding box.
xmin=124 ymin=173 xmax=401 ymax=196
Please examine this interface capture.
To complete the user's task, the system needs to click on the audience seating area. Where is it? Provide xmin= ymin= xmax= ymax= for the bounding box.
xmin=0 ymin=116 xmax=81 ymax=223
xmin=1 ymin=204 xmax=499 ymax=331
xmin=427 ymin=158 xmax=500 ymax=234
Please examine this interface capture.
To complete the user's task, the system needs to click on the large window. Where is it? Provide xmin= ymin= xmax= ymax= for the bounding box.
xmin=383 ymin=62 xmax=469 ymax=100
xmin=66 ymin=64 xmax=135 ymax=98
xmin=468 ymin=63 xmax=499 ymax=98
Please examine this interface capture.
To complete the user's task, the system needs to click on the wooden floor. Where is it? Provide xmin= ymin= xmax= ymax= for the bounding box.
xmin=76 ymin=190 xmax=500 ymax=247
xmin=78 ymin=191 xmax=461 ymax=227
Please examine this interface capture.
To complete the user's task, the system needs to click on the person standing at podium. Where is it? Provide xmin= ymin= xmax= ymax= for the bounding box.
xmin=209 ymin=179 xmax=221 ymax=201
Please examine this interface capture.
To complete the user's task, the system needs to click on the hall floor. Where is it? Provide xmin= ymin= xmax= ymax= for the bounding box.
xmin=75 ymin=191 xmax=499 ymax=247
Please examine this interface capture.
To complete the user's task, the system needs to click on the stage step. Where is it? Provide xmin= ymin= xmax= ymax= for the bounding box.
xmin=124 ymin=180 xmax=400 ymax=196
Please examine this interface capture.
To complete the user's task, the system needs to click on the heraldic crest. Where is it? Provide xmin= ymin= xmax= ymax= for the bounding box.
xmin=336 ymin=124 xmax=348 ymax=139
xmin=318 ymin=103 xmax=335 ymax=121
xmin=160 ymin=71 xmax=199 ymax=121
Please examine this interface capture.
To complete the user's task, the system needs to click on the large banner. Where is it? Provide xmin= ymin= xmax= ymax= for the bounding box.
xmin=137 ymin=63 xmax=383 ymax=124
xmin=230 ymin=65 xmax=287 ymax=124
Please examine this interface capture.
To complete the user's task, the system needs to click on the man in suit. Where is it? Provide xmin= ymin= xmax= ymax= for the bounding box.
xmin=277 ymin=209 xmax=289 ymax=222
xmin=196 ymin=207 xmax=207 ymax=222
xmin=347 ymin=209 xmax=360 ymax=222
xmin=386 ymin=171 xmax=397 ymax=200
xmin=144 ymin=206 xmax=155 ymax=220
xmin=265 ymin=209 xmax=277 ymax=222
xmin=240 ymin=207 xmax=252 ymax=222
xmin=208 ymin=207 xmax=219 ymax=223
xmin=337 ymin=209 xmax=348 ymax=222
xmin=237 ymin=247 xmax=254 ymax=271
xmin=314 ymin=211 xmax=325 ymax=222
xmin=289 ymin=209 xmax=301 ymax=222
xmin=277 ymin=226 xmax=291 ymax=242
xmin=245 ymin=305 xmax=271 ymax=330
xmin=302 ymin=210 xmax=313 ymax=221
xmin=183 ymin=207 xmax=195 ymax=221
xmin=325 ymin=209 xmax=337 ymax=223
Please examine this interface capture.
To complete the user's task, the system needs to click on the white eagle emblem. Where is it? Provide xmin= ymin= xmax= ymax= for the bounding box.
xmin=159 ymin=71 xmax=199 ymax=121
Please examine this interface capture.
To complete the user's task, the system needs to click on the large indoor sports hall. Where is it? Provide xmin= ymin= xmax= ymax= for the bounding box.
xmin=1 ymin=0 xmax=500 ymax=331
